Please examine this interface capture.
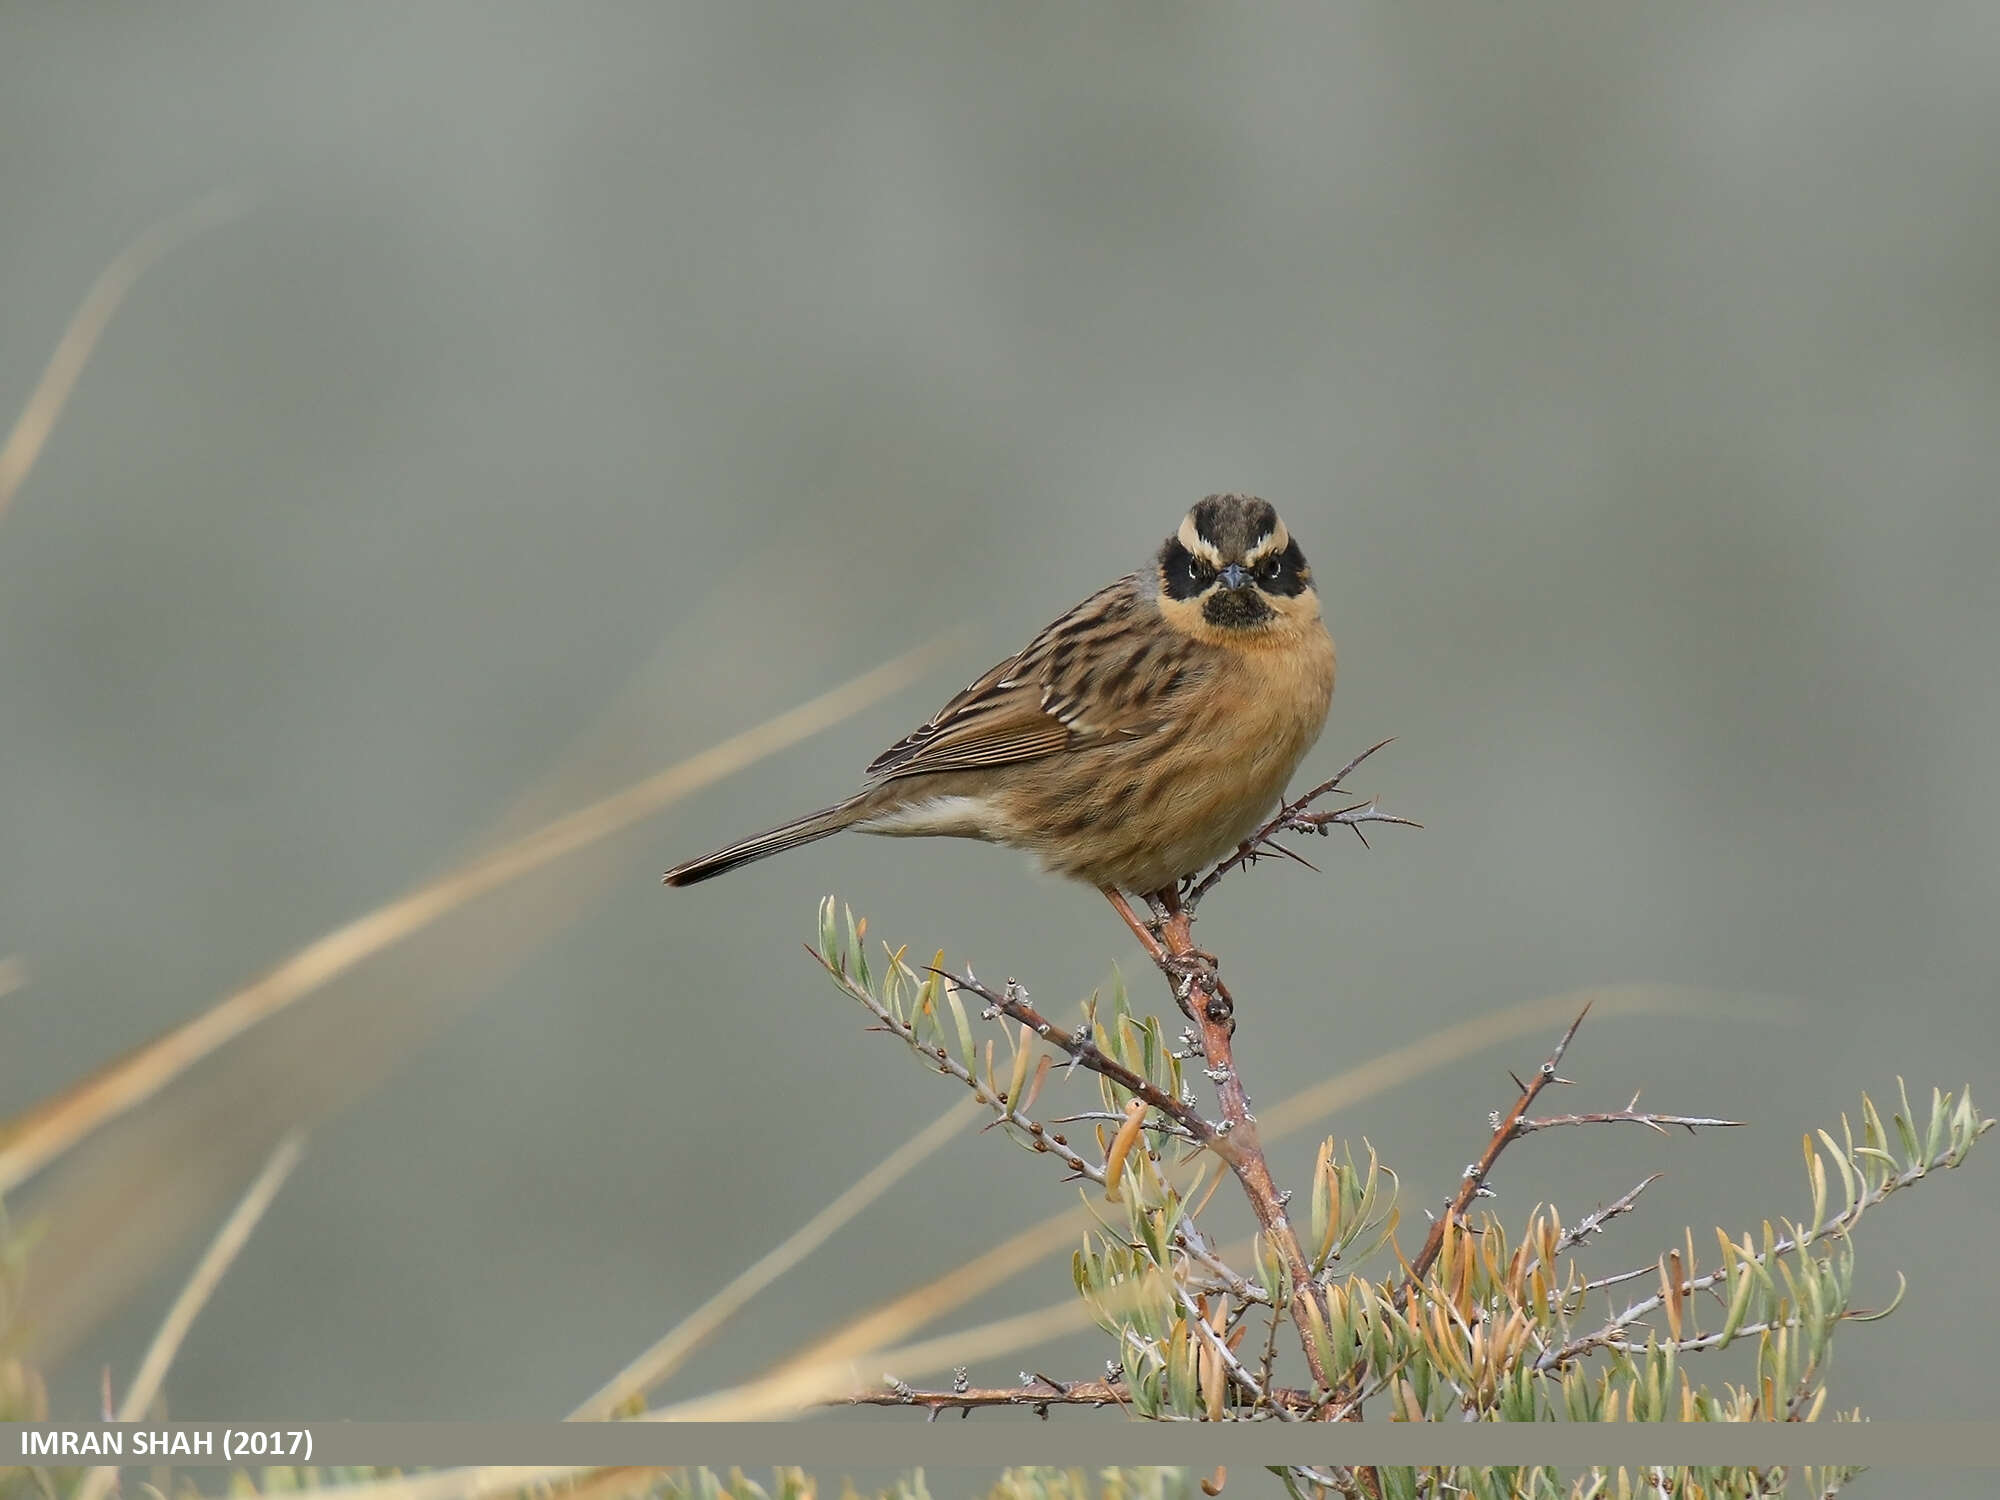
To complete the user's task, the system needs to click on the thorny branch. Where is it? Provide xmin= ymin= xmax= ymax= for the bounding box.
xmin=940 ymin=963 xmax=1324 ymax=1334
xmin=1099 ymin=885 xmax=1341 ymax=1396
xmin=1087 ymin=744 xmax=1417 ymax=1417
xmin=1548 ymin=1173 xmax=1663 ymax=1260
xmin=1538 ymin=1135 xmax=1968 ymax=1372
xmin=815 ymin=744 xmax=1409 ymax=1419
xmin=1185 ymin=739 xmax=1419 ymax=909
xmin=1053 ymin=1108 xmax=1200 ymax=1141
xmin=850 ymin=1374 xmax=1127 ymax=1420
xmin=807 ymin=946 xmax=1109 ymax=1186
xmin=816 ymin=930 xmax=1316 ymax=1414
xmin=847 ymin=1374 xmax=1319 ymax=1420
xmin=1180 ymin=1221 xmax=1271 ymax=1306
xmin=931 ymin=968 xmax=1218 ymax=1150
xmin=1394 ymin=1034 xmax=1735 ymax=1309
xmin=1398 ymin=1005 xmax=1592 ymax=1303
xmin=1514 ymin=1095 xmax=1744 ymax=1137
xmin=1275 ymin=1466 xmax=1372 ymax=1500
xmin=800 ymin=731 xmax=1985 ymax=1447
xmin=1172 ymin=1280 xmax=1290 ymax=1420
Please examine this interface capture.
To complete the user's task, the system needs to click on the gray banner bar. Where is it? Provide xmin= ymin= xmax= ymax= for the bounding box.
xmin=7 ymin=1422 xmax=1999 ymax=1471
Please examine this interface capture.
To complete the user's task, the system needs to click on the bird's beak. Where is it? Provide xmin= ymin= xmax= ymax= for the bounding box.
xmin=1219 ymin=563 xmax=1250 ymax=591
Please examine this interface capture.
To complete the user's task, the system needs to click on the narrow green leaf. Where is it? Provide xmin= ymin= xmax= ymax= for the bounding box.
xmin=943 ymin=978 xmax=975 ymax=1066
xmin=1817 ymin=1128 xmax=1858 ymax=1222
xmin=1719 ymin=1249 xmax=1757 ymax=1349
xmin=843 ymin=906 xmax=870 ymax=988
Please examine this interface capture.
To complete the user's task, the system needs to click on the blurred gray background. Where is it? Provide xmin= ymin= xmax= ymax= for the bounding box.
xmin=2 ymin=0 xmax=1996 ymax=1456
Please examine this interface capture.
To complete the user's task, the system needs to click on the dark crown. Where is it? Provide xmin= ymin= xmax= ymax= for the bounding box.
xmin=1187 ymin=493 xmax=1281 ymax=560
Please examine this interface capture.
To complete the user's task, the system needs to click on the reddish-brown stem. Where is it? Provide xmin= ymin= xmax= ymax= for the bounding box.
xmin=1105 ymin=886 xmax=1339 ymax=1403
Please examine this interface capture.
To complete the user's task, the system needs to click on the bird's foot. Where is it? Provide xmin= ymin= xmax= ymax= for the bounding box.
xmin=1161 ymin=948 xmax=1222 ymax=1022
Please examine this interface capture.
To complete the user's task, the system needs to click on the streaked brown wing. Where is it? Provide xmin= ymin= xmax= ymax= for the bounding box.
xmin=865 ymin=577 xmax=1179 ymax=782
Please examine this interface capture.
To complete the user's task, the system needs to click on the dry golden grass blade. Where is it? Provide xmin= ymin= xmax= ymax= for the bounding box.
xmin=0 ymin=193 xmax=242 ymax=525
xmin=21 ymin=879 xmax=601 ymax=1367
xmin=477 ymin=539 xmax=890 ymax=853
xmin=656 ymin=1230 xmax=1277 ymax=1422
xmin=765 ymin=1197 xmax=1096 ymax=1385
xmin=20 ymin=573 xmax=964 ymax=1364
xmin=20 ymin=549 xmax=943 ymax=1365
xmin=0 ymin=957 xmax=24 ymax=1001
xmin=114 ymin=1133 xmax=305 ymax=1421
xmin=71 ymin=1132 xmax=303 ymax=1500
xmin=648 ymin=1287 xmax=1104 ymax=1421
xmin=572 ymin=1095 xmax=984 ymax=1420
xmin=726 ymin=983 xmax=1774 ymax=1416
xmin=0 ymin=637 xmax=951 ymax=1199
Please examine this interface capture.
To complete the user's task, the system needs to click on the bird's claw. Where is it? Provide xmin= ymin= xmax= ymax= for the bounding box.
xmin=1160 ymin=949 xmax=1222 ymax=1023
xmin=1162 ymin=949 xmax=1219 ymax=985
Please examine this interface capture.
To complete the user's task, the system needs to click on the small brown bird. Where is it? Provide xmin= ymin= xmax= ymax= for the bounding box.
xmin=664 ymin=494 xmax=1335 ymax=910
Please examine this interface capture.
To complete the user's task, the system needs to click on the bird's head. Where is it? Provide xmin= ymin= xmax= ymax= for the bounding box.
xmin=1155 ymin=493 xmax=1318 ymax=637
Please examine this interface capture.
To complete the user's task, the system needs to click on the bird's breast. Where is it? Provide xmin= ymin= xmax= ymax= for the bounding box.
xmin=994 ymin=618 xmax=1336 ymax=890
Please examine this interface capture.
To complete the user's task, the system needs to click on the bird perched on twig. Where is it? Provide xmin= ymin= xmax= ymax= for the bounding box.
xmin=664 ymin=493 xmax=1335 ymax=925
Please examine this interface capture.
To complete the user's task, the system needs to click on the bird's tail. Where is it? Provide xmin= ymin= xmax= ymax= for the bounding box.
xmin=663 ymin=796 xmax=868 ymax=887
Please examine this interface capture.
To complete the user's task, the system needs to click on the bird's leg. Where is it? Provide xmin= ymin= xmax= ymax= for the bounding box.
xmin=1102 ymin=888 xmax=1170 ymax=966
xmin=1152 ymin=885 xmax=1220 ymax=977
xmin=1102 ymin=888 xmax=1207 ymax=1026
xmin=1139 ymin=886 xmax=1225 ymax=1030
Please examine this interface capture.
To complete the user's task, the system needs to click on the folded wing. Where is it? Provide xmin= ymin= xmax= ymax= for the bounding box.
xmin=865 ymin=578 xmax=1195 ymax=782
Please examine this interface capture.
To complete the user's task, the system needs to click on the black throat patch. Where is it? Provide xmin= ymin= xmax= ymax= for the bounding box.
xmin=1201 ymin=588 xmax=1275 ymax=628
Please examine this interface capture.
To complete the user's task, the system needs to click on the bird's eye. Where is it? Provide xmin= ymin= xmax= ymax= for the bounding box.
xmin=1258 ymin=557 xmax=1283 ymax=583
xmin=1187 ymin=557 xmax=1213 ymax=586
